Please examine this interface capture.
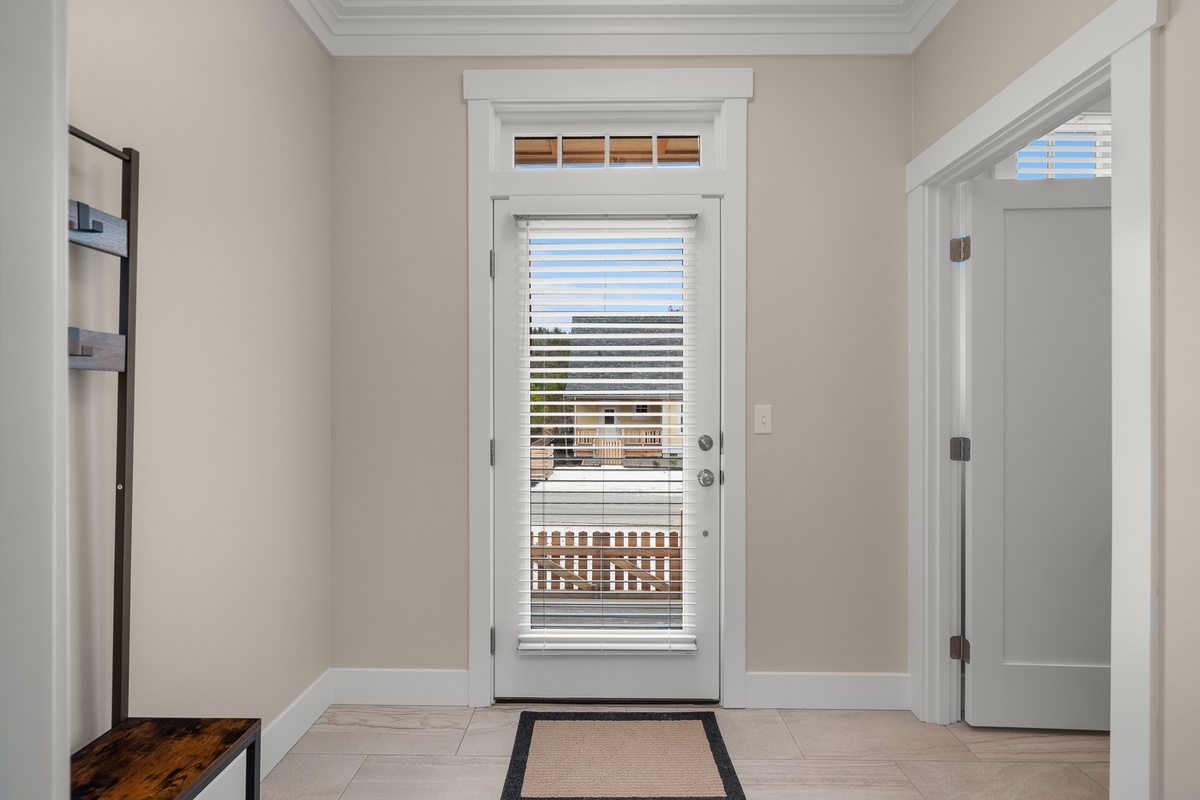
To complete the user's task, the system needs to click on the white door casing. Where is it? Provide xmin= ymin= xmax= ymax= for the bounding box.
xmin=965 ymin=178 xmax=1112 ymax=730
xmin=492 ymin=198 xmax=723 ymax=700
xmin=466 ymin=69 xmax=751 ymax=707
xmin=906 ymin=3 xmax=1162 ymax=788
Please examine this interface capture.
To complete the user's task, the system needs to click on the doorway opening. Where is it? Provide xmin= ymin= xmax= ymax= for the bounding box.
xmin=907 ymin=24 xmax=1161 ymax=794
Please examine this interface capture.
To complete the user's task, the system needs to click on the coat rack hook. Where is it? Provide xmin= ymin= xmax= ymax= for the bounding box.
xmin=68 ymin=327 xmax=94 ymax=358
xmin=77 ymin=202 xmax=104 ymax=234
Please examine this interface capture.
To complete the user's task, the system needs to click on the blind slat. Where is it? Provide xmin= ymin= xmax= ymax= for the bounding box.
xmin=515 ymin=215 xmax=697 ymax=651
xmin=1017 ymin=112 xmax=1112 ymax=180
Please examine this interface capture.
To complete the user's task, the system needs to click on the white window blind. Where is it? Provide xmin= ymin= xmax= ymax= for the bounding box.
xmin=512 ymin=215 xmax=698 ymax=653
xmin=1017 ymin=113 xmax=1112 ymax=179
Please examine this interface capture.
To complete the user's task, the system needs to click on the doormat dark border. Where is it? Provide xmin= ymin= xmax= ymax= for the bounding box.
xmin=500 ymin=710 xmax=746 ymax=800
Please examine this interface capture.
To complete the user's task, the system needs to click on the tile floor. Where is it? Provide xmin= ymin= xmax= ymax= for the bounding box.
xmin=262 ymin=704 xmax=1109 ymax=799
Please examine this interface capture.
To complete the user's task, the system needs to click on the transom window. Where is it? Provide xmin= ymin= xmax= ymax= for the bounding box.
xmin=515 ymin=134 xmax=700 ymax=169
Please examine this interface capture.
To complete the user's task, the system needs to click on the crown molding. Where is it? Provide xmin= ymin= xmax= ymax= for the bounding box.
xmin=285 ymin=0 xmax=958 ymax=57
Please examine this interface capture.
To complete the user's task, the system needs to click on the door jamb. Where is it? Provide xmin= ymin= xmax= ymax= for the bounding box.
xmin=906 ymin=1 xmax=1164 ymax=795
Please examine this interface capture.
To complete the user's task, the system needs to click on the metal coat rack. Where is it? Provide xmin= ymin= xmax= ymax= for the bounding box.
xmin=68 ymin=125 xmax=139 ymax=726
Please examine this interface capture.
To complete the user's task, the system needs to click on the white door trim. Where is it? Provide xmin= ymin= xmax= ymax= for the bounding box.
xmin=466 ymin=68 xmax=751 ymax=708
xmin=0 ymin=0 xmax=71 ymax=796
xmin=906 ymin=0 xmax=1164 ymax=795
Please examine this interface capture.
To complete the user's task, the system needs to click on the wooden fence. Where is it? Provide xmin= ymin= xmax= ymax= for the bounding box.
xmin=530 ymin=529 xmax=682 ymax=600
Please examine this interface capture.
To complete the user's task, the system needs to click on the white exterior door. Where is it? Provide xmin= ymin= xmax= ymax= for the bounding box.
xmin=492 ymin=198 xmax=722 ymax=701
xmin=965 ymin=178 xmax=1112 ymax=729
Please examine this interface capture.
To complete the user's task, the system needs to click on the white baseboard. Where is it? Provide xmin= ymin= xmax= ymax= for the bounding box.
xmin=194 ymin=753 xmax=248 ymax=800
xmin=261 ymin=669 xmax=467 ymax=770
xmin=745 ymin=672 xmax=911 ymax=710
xmin=330 ymin=668 xmax=470 ymax=706
xmin=196 ymin=670 xmax=332 ymax=799
xmin=188 ymin=667 xmax=473 ymax=799
xmin=262 ymin=670 xmax=334 ymax=773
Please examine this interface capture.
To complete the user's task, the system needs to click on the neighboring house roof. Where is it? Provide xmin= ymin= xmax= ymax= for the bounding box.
xmin=563 ymin=315 xmax=683 ymax=398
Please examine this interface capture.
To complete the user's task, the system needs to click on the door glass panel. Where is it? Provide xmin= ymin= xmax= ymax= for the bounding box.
xmin=520 ymin=216 xmax=695 ymax=650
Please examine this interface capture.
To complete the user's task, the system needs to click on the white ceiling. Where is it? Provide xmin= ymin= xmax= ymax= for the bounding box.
xmin=285 ymin=0 xmax=960 ymax=57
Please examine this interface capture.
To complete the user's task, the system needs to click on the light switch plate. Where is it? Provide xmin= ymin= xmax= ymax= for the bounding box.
xmin=754 ymin=404 xmax=772 ymax=434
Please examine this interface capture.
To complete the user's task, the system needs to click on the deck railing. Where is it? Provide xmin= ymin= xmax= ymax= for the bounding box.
xmin=530 ymin=437 xmax=555 ymax=481
xmin=530 ymin=529 xmax=682 ymax=601
xmin=574 ymin=427 xmax=664 ymax=460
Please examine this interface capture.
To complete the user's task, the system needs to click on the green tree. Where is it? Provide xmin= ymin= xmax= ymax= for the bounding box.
xmin=529 ymin=326 xmax=569 ymax=439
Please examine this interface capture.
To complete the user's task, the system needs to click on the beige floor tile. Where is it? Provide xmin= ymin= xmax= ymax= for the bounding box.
xmin=714 ymin=709 xmax=803 ymax=760
xmin=948 ymin=722 xmax=1110 ymax=762
xmin=457 ymin=707 xmax=522 ymax=756
xmin=313 ymin=704 xmax=474 ymax=731
xmin=780 ymin=709 xmax=978 ymax=761
xmin=732 ymin=759 xmax=925 ymax=799
xmin=360 ymin=727 xmax=469 ymax=755
xmin=898 ymin=761 xmax=1109 ymax=799
xmin=289 ymin=704 xmax=472 ymax=755
xmin=290 ymin=729 xmax=380 ymax=754
xmin=338 ymin=755 xmax=509 ymax=800
xmin=1076 ymin=762 xmax=1110 ymax=789
xmin=261 ymin=753 xmax=365 ymax=800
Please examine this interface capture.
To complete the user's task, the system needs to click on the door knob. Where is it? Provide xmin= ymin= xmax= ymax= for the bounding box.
xmin=697 ymin=469 xmax=716 ymax=487
xmin=698 ymin=434 xmax=713 ymax=451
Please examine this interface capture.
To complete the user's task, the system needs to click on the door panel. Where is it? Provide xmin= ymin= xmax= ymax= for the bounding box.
xmin=492 ymin=198 xmax=721 ymax=700
xmin=967 ymin=178 xmax=1111 ymax=730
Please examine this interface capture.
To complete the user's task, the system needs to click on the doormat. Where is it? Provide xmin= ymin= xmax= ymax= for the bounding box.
xmin=501 ymin=711 xmax=746 ymax=800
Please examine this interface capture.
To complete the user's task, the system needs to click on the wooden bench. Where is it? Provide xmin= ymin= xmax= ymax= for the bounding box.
xmin=71 ymin=717 xmax=261 ymax=800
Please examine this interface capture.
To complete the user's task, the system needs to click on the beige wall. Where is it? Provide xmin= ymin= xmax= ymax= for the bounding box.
xmin=912 ymin=0 xmax=1116 ymax=154
xmin=67 ymin=0 xmax=333 ymax=746
xmin=331 ymin=55 xmax=912 ymax=673
xmin=331 ymin=57 xmax=468 ymax=668
xmin=745 ymin=57 xmax=911 ymax=671
xmin=1161 ymin=1 xmax=1200 ymax=793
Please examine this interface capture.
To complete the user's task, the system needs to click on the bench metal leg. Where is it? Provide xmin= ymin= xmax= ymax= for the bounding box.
xmin=245 ymin=730 xmax=261 ymax=800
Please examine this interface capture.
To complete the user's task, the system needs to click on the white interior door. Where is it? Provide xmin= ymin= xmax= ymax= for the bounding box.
xmin=492 ymin=198 xmax=722 ymax=701
xmin=966 ymin=178 xmax=1112 ymax=730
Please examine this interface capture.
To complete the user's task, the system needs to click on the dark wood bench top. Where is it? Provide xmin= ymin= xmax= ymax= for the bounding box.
xmin=71 ymin=717 xmax=261 ymax=800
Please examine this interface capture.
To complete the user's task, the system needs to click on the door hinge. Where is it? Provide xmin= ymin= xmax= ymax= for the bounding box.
xmin=950 ymin=634 xmax=971 ymax=663
xmin=489 ymin=249 xmax=495 ymax=278
xmin=720 ymin=469 xmax=725 ymax=485
xmin=490 ymin=439 xmax=495 ymax=466
xmin=950 ymin=235 xmax=971 ymax=263
xmin=490 ymin=627 xmax=496 ymax=655
xmin=950 ymin=436 xmax=972 ymax=462
xmin=719 ymin=431 xmax=724 ymax=454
